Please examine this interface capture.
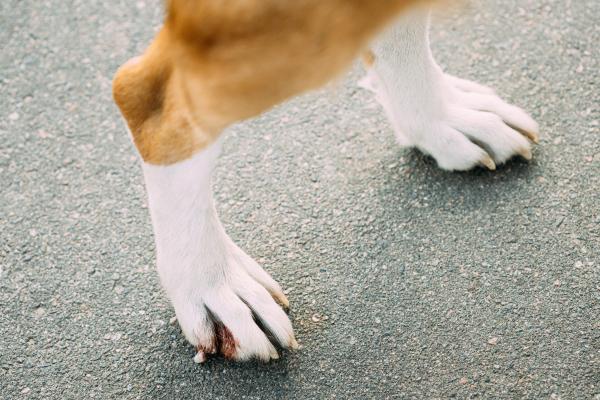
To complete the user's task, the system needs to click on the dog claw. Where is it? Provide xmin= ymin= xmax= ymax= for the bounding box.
xmin=519 ymin=129 xmax=539 ymax=144
xmin=519 ymin=147 xmax=533 ymax=160
xmin=481 ymin=155 xmax=496 ymax=170
xmin=513 ymin=126 xmax=539 ymax=144
xmin=193 ymin=351 xmax=207 ymax=364
xmin=290 ymin=338 xmax=300 ymax=350
xmin=273 ymin=292 xmax=290 ymax=309
xmin=527 ymin=131 xmax=540 ymax=144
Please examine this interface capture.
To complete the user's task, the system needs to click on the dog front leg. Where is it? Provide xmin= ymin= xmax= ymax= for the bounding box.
xmin=140 ymin=138 xmax=297 ymax=362
xmin=362 ymin=7 xmax=539 ymax=171
xmin=112 ymin=30 xmax=296 ymax=361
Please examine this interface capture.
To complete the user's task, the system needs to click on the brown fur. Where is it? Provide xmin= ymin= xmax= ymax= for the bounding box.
xmin=216 ymin=324 xmax=238 ymax=360
xmin=113 ymin=0 xmax=437 ymax=165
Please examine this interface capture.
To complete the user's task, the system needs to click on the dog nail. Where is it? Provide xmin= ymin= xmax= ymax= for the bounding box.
xmin=290 ymin=338 xmax=300 ymax=350
xmin=481 ymin=155 xmax=496 ymax=170
xmin=519 ymin=148 xmax=532 ymax=160
xmin=193 ymin=351 xmax=206 ymax=364
xmin=273 ymin=292 xmax=290 ymax=309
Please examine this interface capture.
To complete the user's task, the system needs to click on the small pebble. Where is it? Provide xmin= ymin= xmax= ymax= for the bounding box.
xmin=283 ymin=287 xmax=295 ymax=295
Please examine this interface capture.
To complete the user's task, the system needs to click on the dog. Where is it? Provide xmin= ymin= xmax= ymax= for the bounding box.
xmin=112 ymin=0 xmax=539 ymax=363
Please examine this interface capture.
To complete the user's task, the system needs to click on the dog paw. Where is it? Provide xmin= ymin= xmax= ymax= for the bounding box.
xmin=432 ymin=74 xmax=539 ymax=170
xmin=361 ymin=71 xmax=539 ymax=171
xmin=167 ymin=243 xmax=297 ymax=363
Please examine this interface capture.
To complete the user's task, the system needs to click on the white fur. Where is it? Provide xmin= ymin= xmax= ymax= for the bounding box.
xmin=361 ymin=9 xmax=539 ymax=171
xmin=142 ymin=137 xmax=295 ymax=362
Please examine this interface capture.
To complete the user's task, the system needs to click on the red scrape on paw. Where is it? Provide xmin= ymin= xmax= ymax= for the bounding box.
xmin=216 ymin=324 xmax=237 ymax=360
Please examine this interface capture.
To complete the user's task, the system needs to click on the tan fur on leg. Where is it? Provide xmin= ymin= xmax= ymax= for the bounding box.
xmin=113 ymin=0 xmax=440 ymax=165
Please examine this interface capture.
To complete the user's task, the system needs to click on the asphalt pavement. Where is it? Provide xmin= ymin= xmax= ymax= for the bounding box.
xmin=1 ymin=0 xmax=599 ymax=399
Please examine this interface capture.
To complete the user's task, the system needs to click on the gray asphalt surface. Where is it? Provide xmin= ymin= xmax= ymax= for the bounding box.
xmin=1 ymin=0 xmax=599 ymax=399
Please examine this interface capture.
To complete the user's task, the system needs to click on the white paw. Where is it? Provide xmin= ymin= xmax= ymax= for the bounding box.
xmin=361 ymin=71 xmax=539 ymax=171
xmin=168 ymin=241 xmax=297 ymax=363
xmin=142 ymin=140 xmax=296 ymax=363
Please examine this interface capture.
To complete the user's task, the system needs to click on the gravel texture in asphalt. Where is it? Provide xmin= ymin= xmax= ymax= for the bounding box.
xmin=1 ymin=0 xmax=598 ymax=399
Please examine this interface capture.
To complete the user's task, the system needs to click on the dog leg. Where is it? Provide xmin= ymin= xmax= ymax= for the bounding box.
xmin=114 ymin=1 xmax=441 ymax=362
xmin=141 ymin=137 xmax=297 ymax=362
xmin=114 ymin=43 xmax=296 ymax=361
xmin=361 ymin=8 xmax=539 ymax=171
